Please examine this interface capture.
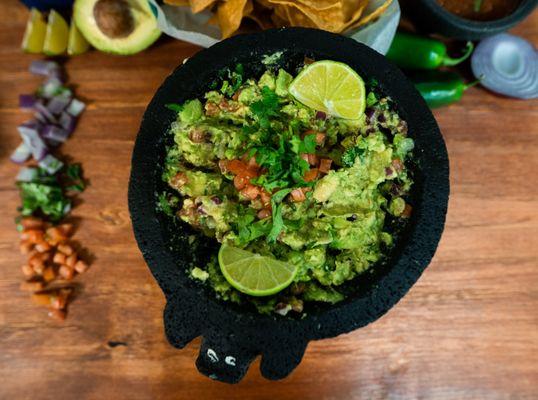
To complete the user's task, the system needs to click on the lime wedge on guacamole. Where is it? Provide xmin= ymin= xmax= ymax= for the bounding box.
xmin=289 ymin=60 xmax=366 ymax=120
xmin=218 ymin=244 xmax=298 ymax=297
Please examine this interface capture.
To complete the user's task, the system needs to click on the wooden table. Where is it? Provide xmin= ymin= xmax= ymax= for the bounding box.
xmin=1 ymin=2 xmax=537 ymax=398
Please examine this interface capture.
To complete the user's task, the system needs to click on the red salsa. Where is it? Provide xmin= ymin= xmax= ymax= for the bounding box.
xmin=437 ymin=0 xmax=521 ymax=21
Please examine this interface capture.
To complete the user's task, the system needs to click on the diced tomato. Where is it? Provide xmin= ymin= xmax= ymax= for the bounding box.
xmin=234 ymin=175 xmax=248 ymax=190
xmin=240 ymin=184 xmax=260 ymax=200
xmin=300 ymin=153 xmax=309 ymax=163
xmin=247 ymin=156 xmax=259 ymax=169
xmin=260 ymin=190 xmax=271 ymax=207
xmin=315 ymin=132 xmax=326 ymax=145
xmin=257 ymin=208 xmax=272 ymax=219
xmin=402 ymin=204 xmax=413 ymax=218
xmin=307 ymin=154 xmax=318 ymax=166
xmin=232 ymin=90 xmax=241 ymax=101
xmin=227 ymin=159 xmax=248 ymax=175
xmin=319 ymin=158 xmax=332 ymax=173
xmin=301 ymin=187 xmax=312 ymax=194
xmin=304 ymin=168 xmax=319 ymax=182
xmin=290 ymin=189 xmax=306 ymax=202
xmin=170 ymin=172 xmax=188 ymax=189
xmin=392 ymin=158 xmax=404 ymax=172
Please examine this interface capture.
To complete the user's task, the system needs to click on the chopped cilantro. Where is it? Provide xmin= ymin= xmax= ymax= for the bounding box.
xmin=267 ymin=188 xmax=292 ymax=243
xmin=157 ymin=192 xmax=179 ymax=216
xmin=341 ymin=146 xmax=365 ymax=167
xmin=250 ymin=86 xmax=280 ymax=129
xmin=17 ymin=163 xmax=86 ymax=222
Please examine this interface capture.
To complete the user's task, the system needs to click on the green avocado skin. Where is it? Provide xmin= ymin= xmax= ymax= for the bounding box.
xmin=73 ymin=0 xmax=161 ymax=55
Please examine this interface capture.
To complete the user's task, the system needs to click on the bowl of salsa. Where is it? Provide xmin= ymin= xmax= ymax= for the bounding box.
xmin=404 ymin=0 xmax=536 ymax=40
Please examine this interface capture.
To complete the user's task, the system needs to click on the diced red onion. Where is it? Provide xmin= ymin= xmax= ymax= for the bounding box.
xmin=66 ymin=98 xmax=86 ymax=117
xmin=40 ymin=77 xmax=63 ymax=99
xmin=18 ymin=124 xmax=48 ymax=161
xmin=34 ymin=101 xmax=57 ymax=123
xmin=42 ymin=125 xmax=69 ymax=143
xmin=29 ymin=60 xmax=60 ymax=77
xmin=20 ymin=119 xmax=41 ymax=130
xmin=315 ymin=111 xmax=327 ymax=120
xmin=19 ymin=94 xmax=37 ymax=110
xmin=34 ymin=111 xmax=47 ymax=124
xmin=38 ymin=154 xmax=64 ymax=175
xmin=16 ymin=167 xmax=39 ymax=182
xmin=48 ymin=66 xmax=65 ymax=83
xmin=59 ymin=112 xmax=77 ymax=133
xmin=471 ymin=33 xmax=538 ymax=100
xmin=47 ymin=95 xmax=72 ymax=115
xmin=10 ymin=142 xmax=31 ymax=164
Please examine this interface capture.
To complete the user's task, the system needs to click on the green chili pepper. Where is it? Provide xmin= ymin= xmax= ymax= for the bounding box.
xmin=386 ymin=32 xmax=474 ymax=70
xmin=411 ymin=71 xmax=479 ymax=108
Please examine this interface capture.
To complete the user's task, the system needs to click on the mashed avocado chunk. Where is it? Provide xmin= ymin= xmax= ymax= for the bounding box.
xmin=160 ymin=62 xmax=414 ymax=316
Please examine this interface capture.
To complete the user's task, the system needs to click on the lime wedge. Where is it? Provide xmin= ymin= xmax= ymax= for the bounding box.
xmin=67 ymin=18 xmax=90 ymax=56
xmin=218 ymin=244 xmax=298 ymax=297
xmin=43 ymin=10 xmax=69 ymax=56
xmin=289 ymin=60 xmax=366 ymax=120
xmin=21 ymin=8 xmax=47 ymax=53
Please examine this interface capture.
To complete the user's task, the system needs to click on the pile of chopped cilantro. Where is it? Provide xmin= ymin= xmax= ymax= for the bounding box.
xmin=17 ymin=163 xmax=86 ymax=224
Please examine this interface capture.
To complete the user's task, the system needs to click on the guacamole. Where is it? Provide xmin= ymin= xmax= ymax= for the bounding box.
xmin=161 ymin=61 xmax=414 ymax=316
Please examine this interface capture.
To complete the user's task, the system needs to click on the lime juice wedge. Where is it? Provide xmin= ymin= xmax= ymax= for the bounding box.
xmin=43 ymin=10 xmax=69 ymax=56
xmin=218 ymin=244 xmax=298 ymax=297
xmin=21 ymin=8 xmax=47 ymax=53
xmin=289 ymin=60 xmax=366 ymax=120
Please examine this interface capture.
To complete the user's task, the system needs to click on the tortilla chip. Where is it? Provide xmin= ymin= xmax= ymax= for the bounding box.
xmin=341 ymin=2 xmax=368 ymax=31
xmin=163 ymin=0 xmax=190 ymax=6
xmin=207 ymin=12 xmax=219 ymax=25
xmin=294 ymin=0 xmax=341 ymax=11
xmin=189 ymin=0 xmax=218 ymax=13
xmin=347 ymin=0 xmax=393 ymax=31
xmin=217 ymin=0 xmax=249 ymax=38
xmin=244 ymin=0 xmax=254 ymax=16
xmin=270 ymin=0 xmax=346 ymax=32
xmin=245 ymin=2 xmax=275 ymax=29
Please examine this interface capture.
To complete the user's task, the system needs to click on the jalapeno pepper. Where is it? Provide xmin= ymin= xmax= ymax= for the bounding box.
xmin=387 ymin=32 xmax=474 ymax=70
xmin=411 ymin=71 xmax=478 ymax=108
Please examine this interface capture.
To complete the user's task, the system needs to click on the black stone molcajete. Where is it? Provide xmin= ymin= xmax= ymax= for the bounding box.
xmin=128 ymin=28 xmax=449 ymax=384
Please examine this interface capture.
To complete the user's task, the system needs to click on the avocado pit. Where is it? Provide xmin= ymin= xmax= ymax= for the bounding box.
xmin=93 ymin=0 xmax=135 ymax=39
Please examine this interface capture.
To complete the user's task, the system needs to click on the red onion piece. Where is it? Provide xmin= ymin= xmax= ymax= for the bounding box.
xmin=42 ymin=125 xmax=70 ymax=143
xmin=10 ymin=143 xmax=31 ymax=164
xmin=19 ymin=94 xmax=37 ymax=110
xmin=34 ymin=101 xmax=58 ymax=123
xmin=315 ymin=111 xmax=327 ymax=120
xmin=18 ymin=124 xmax=48 ymax=161
xmin=47 ymin=95 xmax=72 ymax=115
xmin=66 ymin=98 xmax=86 ymax=117
xmin=59 ymin=112 xmax=77 ymax=133
xmin=38 ymin=154 xmax=64 ymax=175
xmin=472 ymin=33 xmax=538 ymax=100
xmin=40 ymin=77 xmax=63 ymax=99
xmin=16 ymin=167 xmax=39 ymax=182
xmin=29 ymin=60 xmax=60 ymax=77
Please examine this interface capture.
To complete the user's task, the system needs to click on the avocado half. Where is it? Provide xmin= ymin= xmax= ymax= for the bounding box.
xmin=73 ymin=0 xmax=161 ymax=55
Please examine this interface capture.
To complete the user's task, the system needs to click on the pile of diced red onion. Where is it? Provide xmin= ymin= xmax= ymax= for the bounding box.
xmin=11 ymin=60 xmax=86 ymax=175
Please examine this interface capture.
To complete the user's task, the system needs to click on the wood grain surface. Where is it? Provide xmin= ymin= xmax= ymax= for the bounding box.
xmin=0 ymin=2 xmax=537 ymax=399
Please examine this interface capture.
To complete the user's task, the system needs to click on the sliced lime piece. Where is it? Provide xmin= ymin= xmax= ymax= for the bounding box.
xmin=43 ymin=10 xmax=69 ymax=56
xmin=218 ymin=244 xmax=298 ymax=297
xmin=289 ymin=60 xmax=366 ymax=120
xmin=67 ymin=18 xmax=90 ymax=55
xmin=21 ymin=8 xmax=47 ymax=54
